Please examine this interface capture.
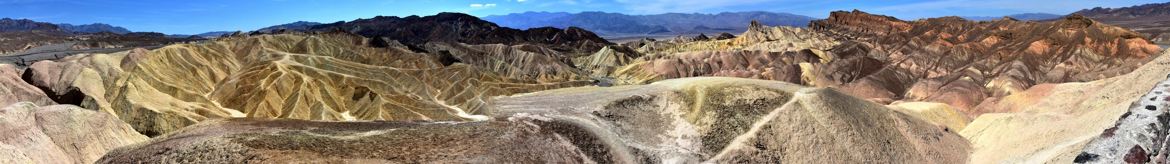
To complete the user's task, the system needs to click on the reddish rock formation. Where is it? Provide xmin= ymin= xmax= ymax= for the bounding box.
xmin=810 ymin=10 xmax=912 ymax=38
xmin=809 ymin=10 xmax=1163 ymax=115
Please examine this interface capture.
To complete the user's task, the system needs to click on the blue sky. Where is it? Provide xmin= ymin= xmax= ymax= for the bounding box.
xmin=0 ymin=0 xmax=1164 ymax=34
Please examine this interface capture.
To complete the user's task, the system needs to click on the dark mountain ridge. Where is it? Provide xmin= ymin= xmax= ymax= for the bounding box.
xmin=1074 ymin=2 xmax=1170 ymax=45
xmin=482 ymin=11 xmax=814 ymax=36
xmin=310 ymin=12 xmax=611 ymax=53
xmin=256 ymin=21 xmax=322 ymax=33
xmin=0 ymin=18 xmax=60 ymax=32
xmin=56 ymin=23 xmax=132 ymax=34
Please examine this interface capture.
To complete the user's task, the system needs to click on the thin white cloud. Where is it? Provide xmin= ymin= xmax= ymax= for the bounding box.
xmin=470 ymin=3 xmax=497 ymax=8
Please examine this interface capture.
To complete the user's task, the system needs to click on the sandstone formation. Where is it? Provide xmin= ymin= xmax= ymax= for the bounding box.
xmin=572 ymin=46 xmax=641 ymax=78
xmin=423 ymin=42 xmax=586 ymax=82
xmin=21 ymin=58 xmax=93 ymax=105
xmin=0 ymin=64 xmax=54 ymax=106
xmin=625 ymin=22 xmax=837 ymax=55
xmin=607 ymin=22 xmax=841 ymax=85
xmin=99 ymin=77 xmax=969 ymax=163
xmin=961 ymin=49 xmax=1170 ymax=163
xmin=52 ymin=34 xmax=590 ymax=136
xmin=1 ymin=8 xmax=1166 ymax=163
xmin=0 ymin=102 xmax=147 ymax=164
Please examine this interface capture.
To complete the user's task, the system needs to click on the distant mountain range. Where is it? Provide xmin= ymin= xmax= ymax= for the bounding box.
xmin=482 ymin=11 xmax=815 ymax=36
xmin=170 ymin=21 xmax=323 ymax=38
xmin=1 ymin=18 xmax=134 ymax=35
xmin=961 ymin=13 xmax=1063 ymax=21
xmin=308 ymin=12 xmax=610 ymax=53
xmin=1076 ymin=2 xmax=1170 ymax=17
xmin=56 ymin=23 xmax=131 ymax=34
xmin=1074 ymin=1 xmax=1170 ymax=45
xmin=0 ymin=18 xmax=60 ymax=32
xmin=0 ymin=18 xmax=192 ymax=55
xmin=256 ymin=21 xmax=321 ymax=33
